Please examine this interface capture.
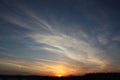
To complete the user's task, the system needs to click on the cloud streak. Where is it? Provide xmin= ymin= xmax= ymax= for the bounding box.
xmin=0 ymin=0 xmax=120 ymax=75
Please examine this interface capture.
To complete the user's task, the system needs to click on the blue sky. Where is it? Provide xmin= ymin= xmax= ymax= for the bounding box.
xmin=0 ymin=0 xmax=120 ymax=76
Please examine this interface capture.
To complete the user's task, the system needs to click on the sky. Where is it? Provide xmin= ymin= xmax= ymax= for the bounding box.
xmin=0 ymin=0 xmax=120 ymax=76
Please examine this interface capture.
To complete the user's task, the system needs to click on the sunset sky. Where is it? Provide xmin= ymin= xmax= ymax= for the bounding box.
xmin=0 ymin=0 xmax=120 ymax=76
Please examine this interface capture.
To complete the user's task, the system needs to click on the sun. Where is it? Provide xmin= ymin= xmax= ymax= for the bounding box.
xmin=56 ymin=72 xmax=64 ymax=77
xmin=57 ymin=74 xmax=62 ymax=77
xmin=53 ymin=65 xmax=66 ymax=77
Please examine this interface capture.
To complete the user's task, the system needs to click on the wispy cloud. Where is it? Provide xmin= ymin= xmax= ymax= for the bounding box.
xmin=112 ymin=36 xmax=120 ymax=42
xmin=0 ymin=0 xmax=120 ymax=75
xmin=0 ymin=5 xmax=109 ymax=75
xmin=26 ymin=19 xmax=108 ymax=74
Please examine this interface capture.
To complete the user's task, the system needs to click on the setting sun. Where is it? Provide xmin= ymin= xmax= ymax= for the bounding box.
xmin=53 ymin=65 xmax=67 ymax=77
xmin=57 ymin=74 xmax=62 ymax=77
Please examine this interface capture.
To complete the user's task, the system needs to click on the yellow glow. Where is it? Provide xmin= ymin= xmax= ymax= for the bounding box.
xmin=53 ymin=65 xmax=67 ymax=77
xmin=58 ymin=74 xmax=62 ymax=77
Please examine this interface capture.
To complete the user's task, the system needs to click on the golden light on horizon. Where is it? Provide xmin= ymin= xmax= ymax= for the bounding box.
xmin=51 ymin=65 xmax=79 ymax=77
xmin=57 ymin=74 xmax=62 ymax=77
xmin=53 ymin=65 xmax=67 ymax=77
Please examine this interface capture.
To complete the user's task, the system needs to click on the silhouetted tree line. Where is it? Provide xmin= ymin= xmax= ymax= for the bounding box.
xmin=0 ymin=73 xmax=119 ymax=80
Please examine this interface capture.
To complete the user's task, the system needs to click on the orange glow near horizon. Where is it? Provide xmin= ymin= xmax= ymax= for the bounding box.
xmin=50 ymin=65 xmax=80 ymax=77
xmin=57 ymin=74 xmax=62 ymax=77
xmin=53 ymin=65 xmax=68 ymax=77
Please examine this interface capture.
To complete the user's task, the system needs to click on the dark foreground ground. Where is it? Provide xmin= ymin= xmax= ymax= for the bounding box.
xmin=0 ymin=73 xmax=120 ymax=80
